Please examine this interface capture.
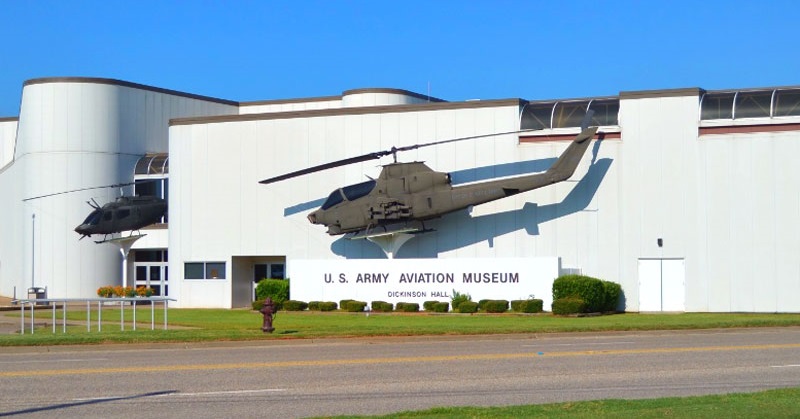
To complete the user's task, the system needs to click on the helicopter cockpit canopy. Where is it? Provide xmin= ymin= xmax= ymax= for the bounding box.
xmin=321 ymin=179 xmax=376 ymax=210
xmin=81 ymin=209 xmax=104 ymax=226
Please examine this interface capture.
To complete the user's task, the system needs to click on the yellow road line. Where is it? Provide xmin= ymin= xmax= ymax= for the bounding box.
xmin=2 ymin=343 xmax=799 ymax=378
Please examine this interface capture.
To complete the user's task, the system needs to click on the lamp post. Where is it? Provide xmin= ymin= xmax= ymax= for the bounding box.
xmin=31 ymin=213 xmax=35 ymax=288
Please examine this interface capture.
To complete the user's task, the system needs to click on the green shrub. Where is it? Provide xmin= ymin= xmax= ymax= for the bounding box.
xmin=309 ymin=301 xmax=338 ymax=311
xmin=255 ymin=279 xmax=290 ymax=309
xmin=457 ymin=301 xmax=479 ymax=313
xmin=344 ymin=300 xmax=367 ymax=312
xmin=552 ymin=296 xmax=587 ymax=315
xmin=451 ymin=290 xmax=471 ymax=312
xmin=478 ymin=299 xmax=491 ymax=311
xmin=602 ymin=281 xmax=622 ymax=312
xmin=252 ymin=300 xmax=264 ymax=311
xmin=423 ymin=301 xmax=439 ymax=311
xmin=340 ymin=299 xmax=355 ymax=310
xmin=370 ymin=301 xmax=393 ymax=312
xmin=283 ymin=300 xmax=308 ymax=311
xmin=552 ymin=275 xmax=605 ymax=312
xmin=511 ymin=299 xmax=544 ymax=313
xmin=317 ymin=301 xmax=338 ymax=311
xmin=395 ymin=302 xmax=419 ymax=312
xmin=483 ymin=300 xmax=508 ymax=313
xmin=432 ymin=302 xmax=450 ymax=313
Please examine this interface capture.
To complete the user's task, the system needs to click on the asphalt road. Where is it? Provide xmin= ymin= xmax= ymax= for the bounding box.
xmin=1 ymin=327 xmax=799 ymax=418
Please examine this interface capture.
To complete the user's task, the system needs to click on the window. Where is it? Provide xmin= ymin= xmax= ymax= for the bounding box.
xmin=321 ymin=189 xmax=344 ymax=210
xmin=135 ymin=178 xmax=168 ymax=223
xmin=700 ymin=87 xmax=800 ymax=120
xmin=520 ymin=103 xmax=552 ymax=130
xmin=82 ymin=210 xmax=103 ymax=226
xmin=700 ymin=93 xmax=734 ymax=120
xmin=774 ymin=90 xmax=800 ymax=117
xmin=185 ymin=263 xmax=204 ymax=279
xmin=342 ymin=180 xmax=376 ymax=201
xmin=552 ymin=102 xmax=587 ymax=128
xmin=255 ymin=263 xmax=285 ymax=281
xmin=520 ymin=98 xmax=619 ymax=130
xmin=735 ymin=91 xmax=771 ymax=119
xmin=134 ymin=250 xmax=168 ymax=296
xmin=135 ymin=250 xmax=167 ymax=262
xmin=185 ymin=262 xmax=226 ymax=279
xmin=206 ymin=263 xmax=225 ymax=279
xmin=588 ymin=99 xmax=620 ymax=126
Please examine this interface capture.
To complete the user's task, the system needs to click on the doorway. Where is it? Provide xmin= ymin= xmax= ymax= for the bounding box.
xmin=638 ymin=258 xmax=685 ymax=312
xmin=133 ymin=249 xmax=168 ymax=296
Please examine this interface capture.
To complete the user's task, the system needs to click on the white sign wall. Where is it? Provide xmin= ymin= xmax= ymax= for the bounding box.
xmin=289 ymin=257 xmax=560 ymax=310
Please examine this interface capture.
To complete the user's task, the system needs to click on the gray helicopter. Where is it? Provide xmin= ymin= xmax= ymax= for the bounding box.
xmin=260 ymin=112 xmax=598 ymax=237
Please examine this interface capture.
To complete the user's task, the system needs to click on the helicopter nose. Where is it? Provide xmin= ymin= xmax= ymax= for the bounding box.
xmin=307 ymin=212 xmax=317 ymax=224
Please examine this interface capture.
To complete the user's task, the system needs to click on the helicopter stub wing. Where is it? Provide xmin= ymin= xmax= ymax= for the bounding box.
xmin=347 ymin=223 xmax=435 ymax=240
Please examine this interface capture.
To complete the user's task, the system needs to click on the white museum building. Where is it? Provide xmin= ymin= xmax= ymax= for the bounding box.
xmin=1 ymin=77 xmax=798 ymax=312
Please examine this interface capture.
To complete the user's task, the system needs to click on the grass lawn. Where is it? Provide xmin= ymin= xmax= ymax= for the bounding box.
xmin=317 ymin=387 xmax=800 ymax=418
xmin=2 ymin=307 xmax=800 ymax=346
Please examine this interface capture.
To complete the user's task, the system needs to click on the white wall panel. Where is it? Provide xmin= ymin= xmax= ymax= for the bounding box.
xmin=0 ymin=120 xmax=17 ymax=167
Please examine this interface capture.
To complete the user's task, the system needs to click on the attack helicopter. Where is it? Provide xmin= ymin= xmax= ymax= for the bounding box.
xmin=259 ymin=112 xmax=599 ymax=238
xmin=23 ymin=181 xmax=167 ymax=243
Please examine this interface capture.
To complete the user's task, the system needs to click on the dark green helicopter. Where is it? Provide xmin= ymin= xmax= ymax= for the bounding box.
xmin=24 ymin=181 xmax=167 ymax=242
xmin=74 ymin=195 xmax=167 ymax=241
xmin=260 ymin=111 xmax=599 ymax=238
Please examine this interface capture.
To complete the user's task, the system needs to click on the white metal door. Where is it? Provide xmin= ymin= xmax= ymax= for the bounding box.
xmin=638 ymin=258 xmax=685 ymax=312
xmin=638 ymin=259 xmax=663 ymax=311
xmin=661 ymin=259 xmax=685 ymax=311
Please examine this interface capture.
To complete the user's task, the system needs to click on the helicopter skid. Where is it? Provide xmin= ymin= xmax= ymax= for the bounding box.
xmin=93 ymin=233 xmax=148 ymax=245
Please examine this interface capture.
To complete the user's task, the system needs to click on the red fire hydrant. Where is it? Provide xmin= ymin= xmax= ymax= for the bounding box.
xmin=260 ymin=297 xmax=276 ymax=333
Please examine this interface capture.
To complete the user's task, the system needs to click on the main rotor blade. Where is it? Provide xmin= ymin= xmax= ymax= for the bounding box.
xmin=259 ymin=122 xmax=601 ymax=185
xmin=394 ymin=127 xmax=543 ymax=153
xmin=22 ymin=182 xmax=136 ymax=202
xmin=258 ymin=152 xmax=387 ymax=184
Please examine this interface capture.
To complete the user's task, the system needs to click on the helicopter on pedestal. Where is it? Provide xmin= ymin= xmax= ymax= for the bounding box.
xmin=260 ymin=111 xmax=599 ymax=240
xmin=23 ymin=181 xmax=167 ymax=243
xmin=73 ymin=195 xmax=167 ymax=242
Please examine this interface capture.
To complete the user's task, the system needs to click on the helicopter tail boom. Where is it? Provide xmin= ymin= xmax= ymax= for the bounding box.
xmin=544 ymin=126 xmax=598 ymax=184
xmin=448 ymin=126 xmax=599 ymax=209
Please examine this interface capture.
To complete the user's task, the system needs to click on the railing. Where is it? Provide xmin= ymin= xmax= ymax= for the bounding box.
xmin=11 ymin=297 xmax=177 ymax=335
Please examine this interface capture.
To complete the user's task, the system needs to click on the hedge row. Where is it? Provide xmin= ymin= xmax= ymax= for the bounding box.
xmin=252 ymin=298 xmax=545 ymax=314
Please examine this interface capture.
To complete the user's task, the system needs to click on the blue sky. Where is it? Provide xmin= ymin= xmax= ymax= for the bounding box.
xmin=2 ymin=0 xmax=798 ymax=116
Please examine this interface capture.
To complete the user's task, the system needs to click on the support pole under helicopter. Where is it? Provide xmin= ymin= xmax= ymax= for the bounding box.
xmin=366 ymin=232 xmax=416 ymax=259
xmin=102 ymin=234 xmax=147 ymax=289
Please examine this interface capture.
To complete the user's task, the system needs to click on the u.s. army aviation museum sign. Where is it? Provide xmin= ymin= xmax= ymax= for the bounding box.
xmin=290 ymin=257 xmax=560 ymax=310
